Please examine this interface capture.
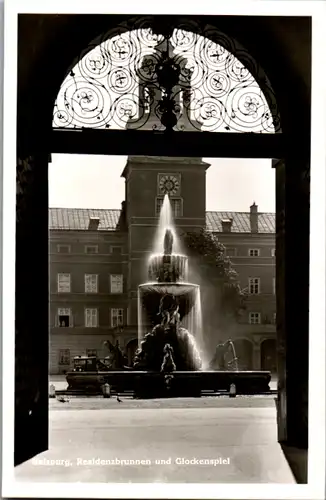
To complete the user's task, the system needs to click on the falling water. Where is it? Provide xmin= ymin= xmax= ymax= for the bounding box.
xmin=183 ymin=287 xmax=209 ymax=370
xmin=153 ymin=194 xmax=182 ymax=255
xmin=137 ymin=193 xmax=207 ymax=371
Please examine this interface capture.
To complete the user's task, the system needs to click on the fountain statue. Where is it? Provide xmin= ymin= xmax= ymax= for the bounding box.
xmin=133 ymin=291 xmax=202 ymax=372
xmin=209 ymin=339 xmax=239 ymax=371
xmin=164 ymin=228 xmax=174 ymax=255
xmin=134 ymin=221 xmax=202 ymax=373
xmin=103 ymin=340 xmax=131 ymax=370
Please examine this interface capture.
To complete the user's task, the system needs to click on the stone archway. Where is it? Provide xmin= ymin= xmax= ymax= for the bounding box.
xmin=261 ymin=338 xmax=277 ymax=374
xmin=52 ymin=17 xmax=281 ymax=135
xmin=232 ymin=339 xmax=253 ymax=370
xmin=13 ymin=14 xmax=311 ymax=469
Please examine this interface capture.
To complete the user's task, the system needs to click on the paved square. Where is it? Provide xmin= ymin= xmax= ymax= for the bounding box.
xmin=15 ymin=397 xmax=295 ymax=483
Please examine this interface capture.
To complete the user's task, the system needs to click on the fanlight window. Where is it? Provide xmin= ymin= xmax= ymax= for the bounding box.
xmin=53 ymin=20 xmax=280 ymax=134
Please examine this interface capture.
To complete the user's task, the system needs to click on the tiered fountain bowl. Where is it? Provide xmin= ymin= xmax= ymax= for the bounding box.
xmin=138 ymin=251 xmax=199 ymax=328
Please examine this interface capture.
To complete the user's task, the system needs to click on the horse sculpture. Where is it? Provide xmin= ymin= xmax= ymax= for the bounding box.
xmin=103 ymin=340 xmax=132 ymax=370
xmin=209 ymin=339 xmax=239 ymax=371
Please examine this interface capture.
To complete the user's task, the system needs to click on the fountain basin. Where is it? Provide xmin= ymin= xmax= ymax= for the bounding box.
xmin=148 ymin=254 xmax=188 ymax=282
xmin=139 ymin=282 xmax=198 ymax=296
xmin=139 ymin=282 xmax=199 ymax=326
xmin=66 ymin=370 xmax=272 ymax=397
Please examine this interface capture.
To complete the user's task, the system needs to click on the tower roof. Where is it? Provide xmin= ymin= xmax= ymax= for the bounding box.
xmin=121 ymin=156 xmax=210 ymax=178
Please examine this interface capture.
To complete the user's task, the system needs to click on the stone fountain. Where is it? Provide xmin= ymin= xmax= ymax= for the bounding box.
xmin=132 ymin=226 xmax=204 ymax=396
xmin=65 ymin=196 xmax=271 ymax=397
xmin=135 ymin=227 xmax=202 ymax=372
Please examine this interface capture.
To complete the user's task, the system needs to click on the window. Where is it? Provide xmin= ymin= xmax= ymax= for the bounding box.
xmin=156 ymin=198 xmax=164 ymax=215
xmin=59 ymin=349 xmax=70 ymax=365
xmin=226 ymin=247 xmax=237 ymax=257
xmin=172 ymin=198 xmax=182 ymax=218
xmin=249 ymin=312 xmax=261 ymax=324
xmin=85 ymin=308 xmax=98 ymax=328
xmin=85 ymin=274 xmax=98 ymax=293
xmin=271 ymin=248 xmax=276 ymax=257
xmin=57 ymin=273 xmax=71 ymax=293
xmin=86 ymin=349 xmax=97 ymax=357
xmin=248 ymin=248 xmax=260 ymax=257
xmin=110 ymin=246 xmax=122 ymax=255
xmin=155 ymin=197 xmax=183 ymax=218
xmin=57 ymin=308 xmax=72 ymax=327
xmin=85 ymin=245 xmax=98 ymax=254
xmin=110 ymin=274 xmax=123 ymax=294
xmin=111 ymin=308 xmax=124 ymax=327
xmin=249 ymin=277 xmax=260 ymax=294
xmin=57 ymin=244 xmax=71 ymax=253
xmin=273 ymin=277 xmax=276 ymax=295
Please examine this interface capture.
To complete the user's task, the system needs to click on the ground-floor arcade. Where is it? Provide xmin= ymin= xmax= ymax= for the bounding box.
xmin=49 ymin=329 xmax=276 ymax=375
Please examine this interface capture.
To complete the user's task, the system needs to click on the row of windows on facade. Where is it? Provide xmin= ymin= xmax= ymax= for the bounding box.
xmin=57 ymin=244 xmax=123 ymax=254
xmin=56 ymin=308 xmax=123 ymax=328
xmin=57 ymin=243 xmax=275 ymax=258
xmin=57 ymin=274 xmax=275 ymax=295
xmin=228 ymin=248 xmax=276 ymax=258
xmin=57 ymin=274 xmax=123 ymax=293
xmin=55 ymin=307 xmax=274 ymax=328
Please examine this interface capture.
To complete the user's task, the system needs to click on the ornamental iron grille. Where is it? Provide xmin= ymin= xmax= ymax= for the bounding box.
xmin=53 ymin=17 xmax=281 ymax=133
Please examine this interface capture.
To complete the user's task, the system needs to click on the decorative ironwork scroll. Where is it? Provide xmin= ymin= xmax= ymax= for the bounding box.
xmin=53 ymin=17 xmax=281 ymax=133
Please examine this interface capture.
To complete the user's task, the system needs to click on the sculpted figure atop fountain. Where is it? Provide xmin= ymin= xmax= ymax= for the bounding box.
xmin=164 ymin=228 xmax=173 ymax=256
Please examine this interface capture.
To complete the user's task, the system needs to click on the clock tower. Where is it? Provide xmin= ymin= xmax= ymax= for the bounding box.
xmin=121 ymin=155 xmax=210 ymax=329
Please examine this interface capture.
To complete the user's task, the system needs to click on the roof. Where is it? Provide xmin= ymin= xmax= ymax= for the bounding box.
xmin=49 ymin=208 xmax=275 ymax=233
xmin=49 ymin=208 xmax=122 ymax=231
xmin=206 ymin=211 xmax=275 ymax=233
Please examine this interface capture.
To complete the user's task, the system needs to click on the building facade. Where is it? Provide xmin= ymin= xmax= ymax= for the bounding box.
xmin=49 ymin=156 xmax=275 ymax=374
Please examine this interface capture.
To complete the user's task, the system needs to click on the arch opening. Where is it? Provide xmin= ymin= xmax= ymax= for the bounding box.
xmin=261 ymin=338 xmax=277 ymax=374
xmin=53 ymin=17 xmax=281 ymax=134
xmin=232 ymin=338 xmax=253 ymax=370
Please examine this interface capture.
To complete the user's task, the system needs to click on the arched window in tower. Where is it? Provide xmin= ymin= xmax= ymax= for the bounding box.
xmin=53 ymin=18 xmax=281 ymax=133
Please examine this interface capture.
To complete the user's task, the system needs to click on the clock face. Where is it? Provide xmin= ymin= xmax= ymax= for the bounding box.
xmin=158 ymin=174 xmax=180 ymax=196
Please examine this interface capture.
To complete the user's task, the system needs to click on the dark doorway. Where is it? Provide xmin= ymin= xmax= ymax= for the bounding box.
xmin=261 ymin=339 xmax=277 ymax=374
